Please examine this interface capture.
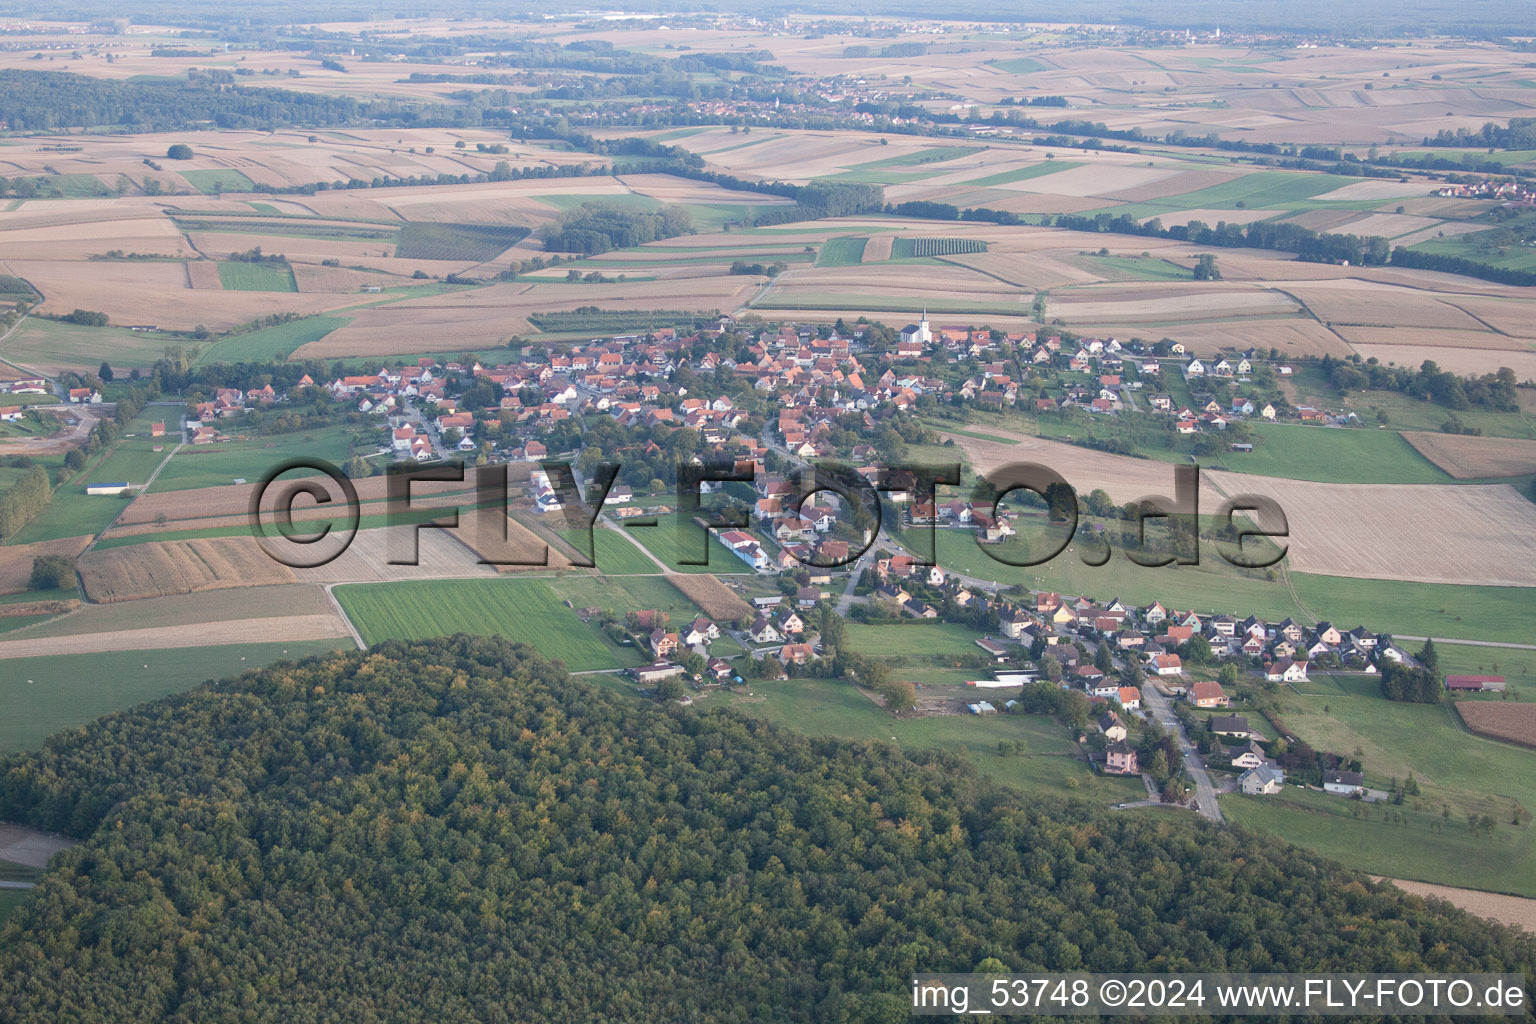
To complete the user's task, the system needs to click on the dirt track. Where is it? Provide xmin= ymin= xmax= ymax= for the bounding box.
xmin=0 ymin=405 xmax=101 ymax=456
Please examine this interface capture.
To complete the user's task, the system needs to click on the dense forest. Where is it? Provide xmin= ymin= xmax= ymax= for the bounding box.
xmin=0 ymin=69 xmax=454 ymax=131
xmin=0 ymin=637 xmax=1531 ymax=1022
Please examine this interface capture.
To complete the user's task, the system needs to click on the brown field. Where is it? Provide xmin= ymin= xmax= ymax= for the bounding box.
xmin=1349 ymin=344 xmax=1536 ymax=382
xmin=1132 ymin=319 xmax=1352 ymax=358
xmin=1044 ymin=285 xmax=1295 ymax=324
xmin=1438 ymin=296 xmax=1536 ymax=340
xmin=77 ymin=537 xmax=298 ymax=602
xmin=1332 ymin=326 xmax=1531 ymax=353
xmin=1375 ymin=877 xmax=1536 ymax=934
xmin=434 ymin=512 xmax=578 ymax=575
xmin=0 ymin=614 xmax=349 ymax=660
xmin=185 ymin=260 xmax=222 ymax=290
xmin=860 ymin=234 xmax=894 ymax=263
xmin=1203 ymin=473 xmax=1536 ymax=587
xmin=1402 ymin=432 xmax=1536 ymax=480
xmin=0 ymin=598 xmax=79 ymax=618
xmin=1285 ymin=281 xmax=1487 ymax=330
xmin=943 ymin=427 xmax=1208 ymax=505
xmin=292 ymin=520 xmax=548 ymax=584
xmin=667 ymin=573 xmax=753 ymax=623
xmin=290 ymin=263 xmax=396 ymax=293
xmin=0 ymin=535 xmax=91 ymax=594
xmin=1454 ymin=702 xmax=1536 ymax=752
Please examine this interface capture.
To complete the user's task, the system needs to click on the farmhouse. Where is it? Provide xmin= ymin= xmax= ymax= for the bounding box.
xmin=1445 ymin=675 xmax=1506 ymax=693
xmin=630 ymin=662 xmax=685 ymax=685
xmin=0 ymin=406 xmax=22 ymax=422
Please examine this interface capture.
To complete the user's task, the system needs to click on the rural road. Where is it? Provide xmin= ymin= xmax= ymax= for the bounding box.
xmin=1395 ymin=635 xmax=1536 ymax=651
xmin=1142 ymin=683 xmax=1224 ymax=824
xmin=0 ymin=880 xmax=36 ymax=890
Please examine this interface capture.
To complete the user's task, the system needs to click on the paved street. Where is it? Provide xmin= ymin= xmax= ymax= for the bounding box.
xmin=1141 ymin=683 xmax=1224 ymax=823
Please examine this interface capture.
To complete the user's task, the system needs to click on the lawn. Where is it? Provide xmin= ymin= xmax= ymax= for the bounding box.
xmin=0 ymin=640 xmax=350 ymax=754
xmin=843 ymin=620 xmax=992 ymax=661
xmin=816 ymin=236 xmax=869 ymax=267
xmin=3 ymin=318 xmax=175 ymax=370
xmin=620 ymin=519 xmax=759 ymax=575
xmin=9 ymin=439 xmax=168 ymax=544
xmin=217 ymin=261 xmax=298 ymax=292
xmin=1087 ymin=171 xmax=1369 ymax=220
xmin=1223 ymin=787 xmax=1536 ymax=898
xmin=821 ymin=146 xmax=979 ymax=184
xmin=713 ymin=674 xmax=1144 ymax=803
xmin=334 ymin=578 xmax=642 ymax=672
xmin=557 ymin=525 xmax=661 ymax=575
xmin=546 ymin=573 xmax=707 ymax=625
xmin=178 ymin=168 xmax=258 ymax=193
xmin=988 ymin=57 xmax=1047 ymax=74
xmin=1190 ymin=422 xmax=1451 ymax=484
xmin=147 ymin=427 xmax=359 ymax=492
xmin=1436 ymin=644 xmax=1536 ymax=692
xmin=195 ymin=315 xmax=348 ymax=364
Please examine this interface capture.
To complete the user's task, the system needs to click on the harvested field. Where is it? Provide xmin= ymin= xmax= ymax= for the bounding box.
xmin=1045 ymin=285 xmax=1294 ymax=324
xmin=1454 ymin=702 xmax=1536 ymax=752
xmin=942 ymin=428 xmax=1206 ymax=505
xmin=1332 ymin=326 xmax=1529 ymax=353
xmin=0 ymin=535 xmax=91 ymax=594
xmin=6 ymin=586 xmax=334 ymax=639
xmin=1203 ymin=473 xmax=1536 ymax=587
xmin=1402 ymin=432 xmax=1536 ymax=480
xmin=290 ymin=263 xmax=395 ymax=293
xmin=1132 ymin=319 xmax=1351 ymax=358
xmin=1438 ymin=296 xmax=1536 ymax=340
xmin=0 ymin=614 xmax=349 ymax=661
xmin=1285 ymin=282 xmax=1486 ymax=330
xmin=292 ymin=522 xmax=531 ymax=584
xmin=1312 ymin=180 xmax=1433 ymax=202
xmin=78 ymin=537 xmax=297 ymax=602
xmin=1349 ymin=344 xmax=1536 ymax=382
xmin=1376 ymin=878 xmax=1536 ymax=934
xmin=861 ymin=234 xmax=894 ymax=262
xmin=185 ymin=261 xmax=222 ymax=290
xmin=666 ymin=573 xmax=753 ymax=622
xmin=1104 ymin=168 xmax=1243 ymax=203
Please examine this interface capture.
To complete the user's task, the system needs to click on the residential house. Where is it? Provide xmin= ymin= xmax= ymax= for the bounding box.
xmin=1240 ymin=765 xmax=1284 ymax=795
xmin=1189 ymin=680 xmax=1228 ymax=707
xmin=1323 ymin=770 xmax=1365 ymax=797
xmin=1104 ymin=739 xmax=1139 ymax=775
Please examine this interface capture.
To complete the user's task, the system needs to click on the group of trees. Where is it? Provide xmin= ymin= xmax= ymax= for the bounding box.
xmin=0 ymin=464 xmax=50 ymax=541
xmin=4 ymin=636 xmax=1527 ymax=1020
xmin=1325 ymin=354 xmax=1520 ymax=412
xmin=536 ymin=201 xmax=694 ymax=255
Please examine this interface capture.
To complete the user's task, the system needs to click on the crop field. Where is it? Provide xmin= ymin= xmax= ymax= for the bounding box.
xmin=1203 ymin=473 xmax=1536 ymax=587
xmin=335 ymin=578 xmax=641 ymax=671
xmin=178 ymin=168 xmax=258 ymax=194
xmin=216 ymin=261 xmax=298 ymax=292
xmin=0 ymin=536 xmax=90 ymax=595
xmin=395 ymin=222 xmax=530 ymax=261
xmin=1456 ymin=702 xmax=1536 ymax=751
xmin=0 ymin=640 xmax=351 ymax=754
xmin=77 ymin=537 xmax=298 ymax=602
xmin=816 ymin=236 xmax=868 ymax=267
xmin=665 ymin=573 xmax=754 ymax=622
xmin=891 ymin=237 xmax=988 ymax=258
xmin=1402 ymin=432 xmax=1536 ymax=479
